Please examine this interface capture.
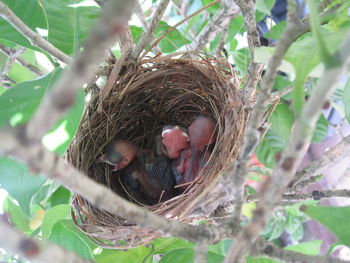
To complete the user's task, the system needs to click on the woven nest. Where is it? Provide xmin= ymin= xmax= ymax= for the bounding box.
xmin=67 ymin=51 xmax=247 ymax=248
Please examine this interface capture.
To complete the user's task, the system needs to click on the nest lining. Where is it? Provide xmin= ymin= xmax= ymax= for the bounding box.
xmin=67 ymin=52 xmax=246 ymax=248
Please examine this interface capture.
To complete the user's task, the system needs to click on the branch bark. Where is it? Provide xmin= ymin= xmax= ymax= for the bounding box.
xmin=0 ymin=2 xmax=71 ymax=65
xmin=0 ymin=217 xmax=91 ymax=263
xmin=0 ymin=47 xmax=24 ymax=87
xmin=26 ymin=0 xmax=137 ymax=142
xmin=225 ymin=27 xmax=350 ymax=263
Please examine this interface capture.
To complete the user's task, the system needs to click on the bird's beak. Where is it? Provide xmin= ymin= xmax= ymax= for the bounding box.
xmin=112 ymin=164 xmax=119 ymax=171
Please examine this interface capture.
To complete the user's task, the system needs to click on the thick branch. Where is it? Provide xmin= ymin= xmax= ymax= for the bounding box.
xmin=223 ymin=0 xmax=302 ymax=228
xmin=0 ymin=2 xmax=71 ymax=64
xmin=253 ymin=239 xmax=350 ymax=263
xmin=194 ymin=241 xmax=208 ymax=263
xmin=0 ymin=218 xmax=91 ymax=263
xmin=26 ymin=0 xmax=137 ymax=142
xmin=0 ymin=127 xmax=237 ymax=244
xmin=130 ymin=0 xmax=170 ymax=60
xmin=225 ymin=27 xmax=350 ymax=262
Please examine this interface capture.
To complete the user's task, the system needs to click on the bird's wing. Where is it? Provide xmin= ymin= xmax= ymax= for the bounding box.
xmin=147 ymin=156 xmax=175 ymax=190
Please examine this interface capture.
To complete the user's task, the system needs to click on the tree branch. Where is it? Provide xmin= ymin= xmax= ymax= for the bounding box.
xmin=0 ymin=217 xmax=91 ymax=263
xmin=0 ymin=44 xmax=44 ymax=76
xmin=130 ymin=0 xmax=170 ymax=60
xmin=0 ymin=2 xmax=71 ymax=64
xmin=253 ymin=239 xmax=350 ymax=263
xmin=0 ymin=46 xmax=24 ymax=88
xmin=194 ymin=241 xmax=208 ymax=263
xmin=289 ymin=134 xmax=350 ymax=187
xmin=223 ymin=0 xmax=302 ymax=228
xmin=0 ymin=127 xmax=238 ymax=245
xmin=190 ymin=0 xmax=240 ymax=51
xmin=26 ymin=0 xmax=137 ymax=142
xmin=224 ymin=26 xmax=350 ymax=263
xmin=248 ymin=189 xmax=350 ymax=202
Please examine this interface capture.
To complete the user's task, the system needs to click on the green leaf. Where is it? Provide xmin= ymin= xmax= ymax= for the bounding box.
xmin=48 ymin=219 xmax=93 ymax=260
xmin=285 ymin=240 xmax=322 ymax=256
xmin=41 ymin=204 xmax=71 ymax=238
xmin=95 ymin=246 xmax=152 ymax=263
xmin=208 ymin=239 xmax=233 ymax=256
xmin=233 ymin=48 xmax=250 ymax=76
xmin=3 ymin=197 xmax=31 ymax=234
xmin=246 ymin=256 xmax=280 ymax=263
xmin=289 ymin=220 xmax=304 ymax=242
xmin=201 ymin=0 xmax=221 ymax=15
xmin=264 ymin=21 xmax=287 ymax=40
xmin=285 ymin=213 xmax=301 ymax=234
xmin=130 ymin=25 xmax=144 ymax=44
xmin=40 ymin=0 xmax=101 ymax=55
xmin=227 ymin=15 xmax=245 ymax=40
xmin=0 ymin=157 xmax=46 ymax=216
xmin=42 ymin=90 xmax=85 ymax=155
xmin=256 ymin=0 xmax=276 ymax=15
xmin=8 ymin=60 xmax=38 ymax=84
xmin=0 ymin=0 xmax=47 ymax=50
xmin=343 ymin=79 xmax=350 ymax=123
xmin=311 ymin=114 xmax=329 ymax=143
xmin=159 ymin=248 xmax=224 ymax=263
xmin=48 ymin=186 xmax=72 ymax=207
xmin=303 ymin=205 xmax=350 ymax=247
xmin=269 ymin=217 xmax=285 ymax=240
xmin=155 ymin=21 xmax=191 ymax=53
xmin=0 ymin=68 xmax=62 ymax=127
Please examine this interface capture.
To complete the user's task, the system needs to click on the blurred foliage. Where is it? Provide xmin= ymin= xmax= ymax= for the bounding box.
xmin=0 ymin=0 xmax=350 ymax=262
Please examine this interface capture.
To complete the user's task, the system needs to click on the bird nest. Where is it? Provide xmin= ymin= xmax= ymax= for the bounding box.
xmin=67 ymin=51 xmax=247 ymax=248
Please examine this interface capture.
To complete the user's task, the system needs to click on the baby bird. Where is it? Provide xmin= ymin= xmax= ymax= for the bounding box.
xmin=160 ymin=125 xmax=190 ymax=159
xmin=173 ymin=115 xmax=216 ymax=191
xmin=100 ymin=140 xmax=177 ymax=204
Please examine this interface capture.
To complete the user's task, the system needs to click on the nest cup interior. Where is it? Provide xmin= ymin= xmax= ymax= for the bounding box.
xmin=68 ymin=53 xmax=245 ymax=247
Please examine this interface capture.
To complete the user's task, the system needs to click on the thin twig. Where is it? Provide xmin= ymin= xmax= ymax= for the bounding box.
xmin=289 ymin=134 xmax=350 ymax=187
xmin=0 ymin=44 xmax=44 ymax=76
xmin=0 ymin=127 xmax=238 ymax=244
xmin=141 ymin=0 xmax=220 ymax=58
xmin=135 ymin=1 xmax=149 ymax=30
xmin=253 ymin=239 xmax=350 ymax=263
xmin=0 ymin=2 xmax=71 ymax=64
xmin=26 ymin=0 xmax=138 ymax=142
xmin=234 ymin=0 xmax=264 ymax=104
xmin=0 ymin=218 xmax=91 ymax=263
xmin=248 ymin=189 xmax=350 ymax=202
xmin=289 ymin=174 xmax=324 ymax=192
xmin=190 ymin=0 xmax=240 ymax=51
xmin=0 ymin=47 xmax=25 ymax=87
xmin=225 ymin=27 xmax=350 ymax=263
xmin=131 ymin=0 xmax=171 ymax=60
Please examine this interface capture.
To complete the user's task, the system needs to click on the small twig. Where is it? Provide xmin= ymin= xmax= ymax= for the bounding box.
xmin=225 ymin=25 xmax=350 ymax=263
xmin=194 ymin=241 xmax=208 ymax=263
xmin=289 ymin=134 xmax=350 ymax=187
xmin=190 ymin=0 xmax=240 ymax=51
xmin=141 ymin=0 xmax=220 ymax=58
xmin=289 ymin=174 xmax=324 ymax=191
xmin=248 ymin=189 xmax=350 ymax=202
xmin=0 ymin=217 xmax=91 ymax=263
xmin=215 ymin=28 xmax=229 ymax=58
xmin=135 ymin=1 xmax=149 ymax=30
xmin=0 ymin=47 xmax=25 ymax=87
xmin=131 ymin=0 xmax=171 ymax=60
xmin=234 ymin=0 xmax=264 ymax=104
xmin=0 ymin=44 xmax=44 ymax=76
xmin=26 ymin=0 xmax=138 ymax=142
xmin=0 ymin=2 xmax=71 ymax=64
xmin=0 ymin=127 xmax=237 ymax=244
xmin=253 ymin=239 xmax=350 ymax=263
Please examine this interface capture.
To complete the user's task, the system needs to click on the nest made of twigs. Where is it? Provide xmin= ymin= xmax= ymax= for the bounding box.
xmin=67 ymin=51 xmax=247 ymax=248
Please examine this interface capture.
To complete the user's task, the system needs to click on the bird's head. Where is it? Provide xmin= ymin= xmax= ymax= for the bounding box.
xmin=99 ymin=140 xmax=138 ymax=171
xmin=161 ymin=125 xmax=190 ymax=159
xmin=188 ymin=115 xmax=216 ymax=151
